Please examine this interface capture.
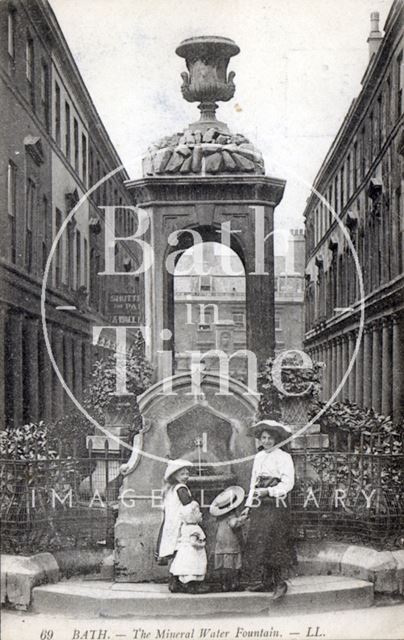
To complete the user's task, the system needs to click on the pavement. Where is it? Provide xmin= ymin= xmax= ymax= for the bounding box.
xmin=2 ymin=601 xmax=404 ymax=640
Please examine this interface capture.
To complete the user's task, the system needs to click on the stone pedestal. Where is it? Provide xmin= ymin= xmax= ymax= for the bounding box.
xmin=79 ymin=396 xmax=133 ymax=502
xmin=280 ymin=392 xmax=328 ymax=486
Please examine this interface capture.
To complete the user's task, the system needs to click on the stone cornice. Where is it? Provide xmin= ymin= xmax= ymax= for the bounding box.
xmin=126 ymin=175 xmax=286 ymax=207
xmin=304 ymin=273 xmax=404 ymax=343
xmin=303 ymin=0 xmax=403 ymax=215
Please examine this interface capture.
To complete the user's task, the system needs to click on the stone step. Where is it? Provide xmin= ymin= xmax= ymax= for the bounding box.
xmin=32 ymin=575 xmax=374 ymax=618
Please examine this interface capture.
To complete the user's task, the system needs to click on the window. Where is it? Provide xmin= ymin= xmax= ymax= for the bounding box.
xmin=76 ymin=229 xmax=81 ymax=288
xmin=41 ymin=63 xmax=49 ymax=131
xmin=55 ymin=208 xmax=63 ymax=287
xmin=102 ymin=172 xmax=107 ymax=203
xmin=360 ymin=127 xmax=366 ymax=178
xmin=65 ymin=101 xmax=71 ymax=160
xmin=353 ymin=142 xmax=358 ymax=190
xmin=96 ymin=160 xmax=101 ymax=201
xmin=398 ymin=188 xmax=403 ymax=274
xmin=41 ymin=195 xmax=48 ymax=273
xmin=73 ymin=118 xmax=79 ymax=172
xmin=26 ymin=36 xmax=33 ymax=80
xmin=232 ymin=312 xmax=245 ymax=329
xmin=124 ymin=211 xmax=128 ymax=236
xmin=8 ymin=8 xmax=16 ymax=59
xmin=340 ymin=166 xmax=344 ymax=210
xmin=334 ymin=174 xmax=338 ymax=213
xmin=81 ymin=134 xmax=87 ymax=184
xmin=199 ymin=275 xmax=212 ymax=293
xmin=275 ymin=315 xmax=281 ymax=330
xmin=330 ymin=246 xmax=338 ymax=313
xmin=7 ymin=161 xmax=17 ymax=263
xmin=397 ymin=52 xmax=403 ymax=119
xmin=369 ymin=112 xmax=374 ymax=160
xmin=198 ymin=311 xmax=212 ymax=331
xmin=88 ymin=148 xmax=93 ymax=186
xmin=377 ymin=94 xmax=382 ymax=150
xmin=386 ymin=76 xmax=392 ymax=130
xmin=55 ymin=82 xmax=61 ymax=145
xmin=83 ymin=238 xmax=88 ymax=289
xmin=25 ymin=178 xmax=36 ymax=272
xmin=328 ymin=185 xmax=333 ymax=226
xmin=346 ymin=154 xmax=351 ymax=199
xmin=26 ymin=36 xmax=34 ymax=108
xmin=66 ymin=222 xmax=74 ymax=288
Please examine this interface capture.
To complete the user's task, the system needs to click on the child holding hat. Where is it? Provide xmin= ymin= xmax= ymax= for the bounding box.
xmin=209 ymin=485 xmax=248 ymax=591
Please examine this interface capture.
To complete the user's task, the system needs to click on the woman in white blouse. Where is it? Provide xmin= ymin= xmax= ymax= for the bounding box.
xmin=242 ymin=419 xmax=296 ymax=598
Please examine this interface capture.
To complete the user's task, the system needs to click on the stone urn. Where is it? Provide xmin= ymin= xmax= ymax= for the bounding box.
xmin=280 ymin=393 xmax=311 ymax=434
xmin=176 ymin=36 xmax=240 ymax=131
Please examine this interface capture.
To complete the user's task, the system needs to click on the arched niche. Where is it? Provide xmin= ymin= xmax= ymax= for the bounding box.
xmin=114 ymin=371 xmax=258 ymax=582
xmin=163 ymin=224 xmax=247 ymax=362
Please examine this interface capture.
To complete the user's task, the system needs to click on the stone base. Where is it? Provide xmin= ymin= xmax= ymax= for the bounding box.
xmin=31 ymin=575 xmax=374 ymax=617
xmin=1 ymin=553 xmax=59 ymax=610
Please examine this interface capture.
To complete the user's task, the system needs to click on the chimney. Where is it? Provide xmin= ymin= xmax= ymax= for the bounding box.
xmin=287 ymin=228 xmax=305 ymax=275
xmin=367 ymin=12 xmax=383 ymax=60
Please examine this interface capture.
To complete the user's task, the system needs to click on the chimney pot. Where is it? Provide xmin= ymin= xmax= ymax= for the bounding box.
xmin=370 ymin=11 xmax=380 ymax=31
xmin=367 ymin=10 xmax=383 ymax=60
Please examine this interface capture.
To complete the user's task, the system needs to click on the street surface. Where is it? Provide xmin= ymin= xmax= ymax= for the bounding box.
xmin=1 ymin=602 xmax=403 ymax=640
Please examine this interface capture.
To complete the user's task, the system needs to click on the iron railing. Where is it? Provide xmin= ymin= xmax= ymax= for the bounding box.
xmin=290 ymin=431 xmax=403 ymax=547
xmin=0 ymin=442 xmax=127 ymax=554
xmin=1 ymin=432 xmax=402 ymax=554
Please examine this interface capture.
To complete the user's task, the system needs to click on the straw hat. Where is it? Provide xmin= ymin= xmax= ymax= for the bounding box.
xmin=248 ymin=419 xmax=292 ymax=442
xmin=164 ymin=459 xmax=193 ymax=482
xmin=209 ymin=485 xmax=245 ymax=517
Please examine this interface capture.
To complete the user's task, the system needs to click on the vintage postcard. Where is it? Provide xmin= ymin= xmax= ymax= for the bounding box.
xmin=1 ymin=1 xmax=403 ymax=639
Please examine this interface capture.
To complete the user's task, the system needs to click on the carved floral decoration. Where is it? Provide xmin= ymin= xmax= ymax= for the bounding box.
xmin=142 ymin=127 xmax=265 ymax=177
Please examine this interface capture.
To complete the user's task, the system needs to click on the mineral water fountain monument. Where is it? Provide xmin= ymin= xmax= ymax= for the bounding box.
xmin=114 ymin=36 xmax=286 ymax=581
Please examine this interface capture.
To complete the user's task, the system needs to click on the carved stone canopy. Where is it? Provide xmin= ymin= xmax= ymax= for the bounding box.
xmin=176 ymin=36 xmax=240 ymax=130
xmin=24 ymin=135 xmax=44 ymax=166
xmin=65 ymin=188 xmax=80 ymax=212
xmin=367 ymin=177 xmax=383 ymax=201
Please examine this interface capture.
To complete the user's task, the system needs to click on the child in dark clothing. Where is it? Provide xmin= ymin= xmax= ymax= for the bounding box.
xmin=209 ymin=486 xmax=248 ymax=591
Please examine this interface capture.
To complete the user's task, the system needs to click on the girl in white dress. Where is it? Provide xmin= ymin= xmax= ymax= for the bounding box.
xmin=156 ymin=459 xmax=194 ymax=568
xmin=169 ymin=501 xmax=208 ymax=593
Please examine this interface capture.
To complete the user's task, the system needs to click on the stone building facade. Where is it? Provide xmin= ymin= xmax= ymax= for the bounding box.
xmin=275 ymin=229 xmax=305 ymax=355
xmin=0 ymin=0 xmax=138 ymax=428
xmin=303 ymin=3 xmax=404 ymax=421
xmin=173 ymin=230 xmax=304 ymax=376
xmin=174 ymin=243 xmax=247 ymax=377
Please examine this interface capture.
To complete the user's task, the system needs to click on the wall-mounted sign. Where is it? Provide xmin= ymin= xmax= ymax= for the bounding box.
xmin=108 ymin=293 xmax=141 ymax=325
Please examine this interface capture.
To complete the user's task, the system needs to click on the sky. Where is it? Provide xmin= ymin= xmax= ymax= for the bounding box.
xmin=49 ymin=0 xmax=393 ymax=254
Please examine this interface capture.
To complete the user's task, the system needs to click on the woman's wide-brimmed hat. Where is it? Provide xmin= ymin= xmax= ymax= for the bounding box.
xmin=209 ymin=485 xmax=245 ymax=517
xmin=248 ymin=419 xmax=292 ymax=442
xmin=164 ymin=458 xmax=193 ymax=482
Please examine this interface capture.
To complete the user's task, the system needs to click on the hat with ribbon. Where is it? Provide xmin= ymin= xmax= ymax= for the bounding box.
xmin=248 ymin=419 xmax=292 ymax=442
xmin=164 ymin=458 xmax=193 ymax=482
xmin=209 ymin=485 xmax=245 ymax=517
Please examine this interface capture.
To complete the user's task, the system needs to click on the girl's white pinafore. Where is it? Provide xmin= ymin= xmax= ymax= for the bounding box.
xmin=158 ymin=483 xmax=188 ymax=558
xmin=169 ymin=523 xmax=207 ymax=583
